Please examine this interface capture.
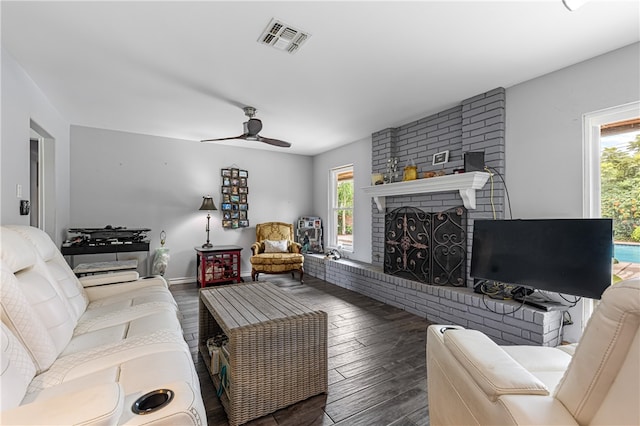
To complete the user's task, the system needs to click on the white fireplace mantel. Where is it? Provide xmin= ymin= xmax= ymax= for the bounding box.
xmin=362 ymin=171 xmax=491 ymax=210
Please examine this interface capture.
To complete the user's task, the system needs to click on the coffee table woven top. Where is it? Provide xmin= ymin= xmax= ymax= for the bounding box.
xmin=200 ymin=281 xmax=319 ymax=332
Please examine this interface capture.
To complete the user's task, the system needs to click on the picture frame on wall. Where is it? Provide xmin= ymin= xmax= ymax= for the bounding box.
xmin=432 ymin=150 xmax=450 ymax=165
xmin=220 ymin=167 xmax=250 ymax=229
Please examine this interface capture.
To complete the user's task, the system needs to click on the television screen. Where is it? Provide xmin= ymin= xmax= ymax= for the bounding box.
xmin=470 ymin=219 xmax=613 ymax=299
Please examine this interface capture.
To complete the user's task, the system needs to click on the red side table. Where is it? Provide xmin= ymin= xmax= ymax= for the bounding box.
xmin=195 ymin=245 xmax=243 ymax=287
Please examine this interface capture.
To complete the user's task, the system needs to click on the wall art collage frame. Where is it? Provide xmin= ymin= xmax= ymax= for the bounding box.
xmin=220 ymin=167 xmax=249 ymax=229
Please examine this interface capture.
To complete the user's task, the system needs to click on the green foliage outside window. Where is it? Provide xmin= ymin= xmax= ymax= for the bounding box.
xmin=337 ymin=181 xmax=354 ymax=208
xmin=337 ymin=180 xmax=354 ymax=237
xmin=601 ymin=134 xmax=640 ymax=242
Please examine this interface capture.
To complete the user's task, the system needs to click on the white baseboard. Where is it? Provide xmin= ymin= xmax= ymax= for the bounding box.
xmin=167 ymin=269 xmax=251 ymax=286
xmin=167 ymin=276 xmax=197 ymax=285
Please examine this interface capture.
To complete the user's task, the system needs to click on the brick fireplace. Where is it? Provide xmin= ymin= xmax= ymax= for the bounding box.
xmin=372 ymin=87 xmax=506 ymax=288
xmin=304 ymin=87 xmax=568 ymax=347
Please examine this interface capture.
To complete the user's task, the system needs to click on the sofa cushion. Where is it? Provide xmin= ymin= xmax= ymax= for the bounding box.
xmin=0 ymin=227 xmax=37 ymax=273
xmin=444 ymin=329 xmax=549 ymax=400
xmin=42 ymin=255 xmax=90 ymax=321
xmin=250 ymin=253 xmax=304 ymax=265
xmin=555 ymin=278 xmax=640 ymax=425
xmin=28 ymin=329 xmax=191 ymax=392
xmin=63 ymin=306 xmax=181 ymax=356
xmin=502 ymin=345 xmax=573 ymax=392
xmin=1 ymin=264 xmax=68 ymax=373
xmin=0 ymin=323 xmax=37 ymax=411
xmin=6 ymin=225 xmax=89 ymax=320
xmin=85 ymin=284 xmax=176 ymax=310
xmin=4 ymin=382 xmax=125 ymax=426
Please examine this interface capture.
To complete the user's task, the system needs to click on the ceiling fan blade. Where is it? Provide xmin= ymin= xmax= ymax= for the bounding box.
xmin=200 ymin=134 xmax=247 ymax=143
xmin=257 ymin=135 xmax=292 ymax=148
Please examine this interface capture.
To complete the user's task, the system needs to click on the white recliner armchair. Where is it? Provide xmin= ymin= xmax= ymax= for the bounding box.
xmin=426 ymin=278 xmax=640 ymax=425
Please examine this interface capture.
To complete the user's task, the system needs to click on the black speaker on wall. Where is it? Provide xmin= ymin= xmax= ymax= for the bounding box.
xmin=464 ymin=152 xmax=485 ymax=172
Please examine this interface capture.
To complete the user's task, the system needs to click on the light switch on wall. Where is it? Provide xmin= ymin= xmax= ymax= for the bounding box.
xmin=16 ymin=184 xmax=22 ymax=198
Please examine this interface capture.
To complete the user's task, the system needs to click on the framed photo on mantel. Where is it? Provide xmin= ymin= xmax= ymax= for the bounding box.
xmin=220 ymin=167 xmax=249 ymax=229
xmin=432 ymin=150 xmax=450 ymax=166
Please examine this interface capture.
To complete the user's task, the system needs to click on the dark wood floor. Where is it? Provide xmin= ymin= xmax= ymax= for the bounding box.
xmin=170 ymin=274 xmax=431 ymax=426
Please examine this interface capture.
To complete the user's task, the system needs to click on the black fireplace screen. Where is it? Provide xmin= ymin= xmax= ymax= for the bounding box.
xmin=384 ymin=206 xmax=466 ymax=286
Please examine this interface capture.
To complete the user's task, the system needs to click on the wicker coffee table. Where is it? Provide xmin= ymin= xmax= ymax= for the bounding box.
xmin=199 ymin=282 xmax=328 ymax=426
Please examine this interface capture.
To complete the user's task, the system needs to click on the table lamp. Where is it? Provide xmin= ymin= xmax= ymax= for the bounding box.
xmin=199 ymin=196 xmax=217 ymax=248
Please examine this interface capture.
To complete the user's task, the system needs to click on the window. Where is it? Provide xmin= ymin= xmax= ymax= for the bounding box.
xmin=329 ymin=165 xmax=354 ymax=251
xmin=600 ymin=118 xmax=640 ymax=257
xmin=583 ymin=101 xmax=639 ymax=324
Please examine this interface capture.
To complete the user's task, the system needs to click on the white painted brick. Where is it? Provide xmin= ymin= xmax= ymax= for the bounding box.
xmin=457 ymin=310 xmax=485 ymax=325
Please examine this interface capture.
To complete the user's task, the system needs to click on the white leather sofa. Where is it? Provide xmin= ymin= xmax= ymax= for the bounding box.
xmin=426 ymin=278 xmax=639 ymax=425
xmin=0 ymin=225 xmax=206 ymax=425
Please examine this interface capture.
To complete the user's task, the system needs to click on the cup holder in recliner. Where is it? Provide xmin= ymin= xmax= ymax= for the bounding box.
xmin=132 ymin=389 xmax=174 ymax=415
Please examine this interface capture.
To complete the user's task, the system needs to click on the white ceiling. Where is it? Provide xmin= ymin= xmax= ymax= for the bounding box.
xmin=2 ymin=1 xmax=639 ymax=155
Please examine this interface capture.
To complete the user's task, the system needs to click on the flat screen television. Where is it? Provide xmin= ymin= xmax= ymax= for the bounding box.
xmin=470 ymin=219 xmax=613 ymax=300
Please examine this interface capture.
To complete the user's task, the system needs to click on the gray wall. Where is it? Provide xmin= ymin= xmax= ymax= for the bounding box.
xmin=70 ymin=126 xmax=314 ymax=280
xmin=312 ymin=137 xmax=372 ymax=263
xmin=1 ymin=50 xmax=71 ymax=243
xmin=506 ymin=42 xmax=640 ymax=219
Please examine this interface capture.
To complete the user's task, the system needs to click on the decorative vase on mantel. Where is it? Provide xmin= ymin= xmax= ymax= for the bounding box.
xmin=403 ymin=165 xmax=418 ymax=181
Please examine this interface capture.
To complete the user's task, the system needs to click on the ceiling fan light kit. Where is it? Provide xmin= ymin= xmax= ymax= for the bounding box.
xmin=201 ymin=106 xmax=292 ymax=148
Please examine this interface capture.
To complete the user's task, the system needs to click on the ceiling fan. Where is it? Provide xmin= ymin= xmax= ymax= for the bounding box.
xmin=201 ymin=107 xmax=291 ymax=148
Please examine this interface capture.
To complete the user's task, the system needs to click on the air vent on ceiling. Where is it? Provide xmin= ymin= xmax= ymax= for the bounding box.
xmin=258 ymin=18 xmax=310 ymax=54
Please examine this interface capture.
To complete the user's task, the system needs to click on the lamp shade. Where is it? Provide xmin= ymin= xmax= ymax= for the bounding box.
xmin=199 ymin=196 xmax=217 ymax=211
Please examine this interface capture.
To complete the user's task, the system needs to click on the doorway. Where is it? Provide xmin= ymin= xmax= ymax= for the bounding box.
xmin=29 ymin=120 xmax=56 ymax=240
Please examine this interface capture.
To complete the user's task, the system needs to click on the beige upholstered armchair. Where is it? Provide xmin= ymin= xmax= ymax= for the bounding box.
xmin=250 ymin=222 xmax=304 ymax=283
